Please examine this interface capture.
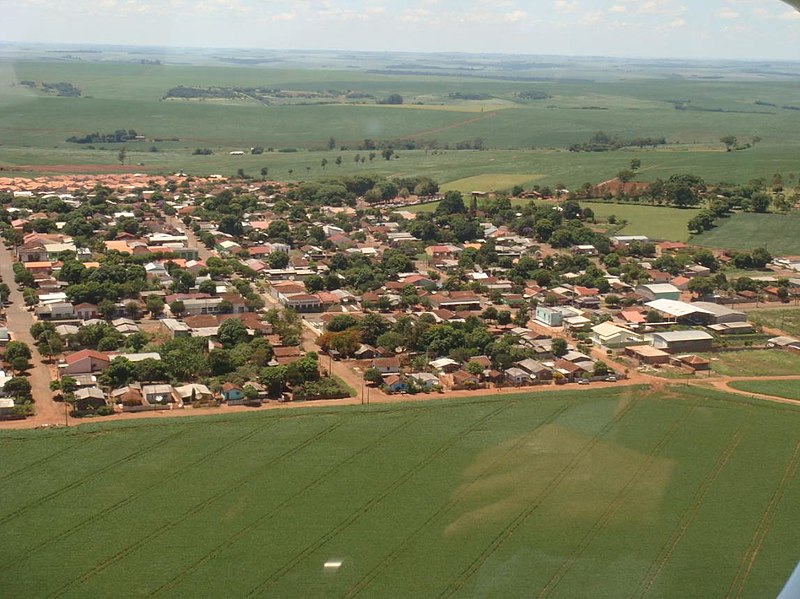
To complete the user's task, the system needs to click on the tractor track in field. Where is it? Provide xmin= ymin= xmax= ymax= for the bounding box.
xmin=47 ymin=420 xmax=345 ymax=599
xmin=536 ymin=404 xmax=697 ymax=599
xmin=399 ymin=111 xmax=498 ymax=140
xmin=149 ymin=414 xmax=422 ymax=597
xmin=632 ymin=422 xmax=747 ymax=599
xmin=10 ymin=419 xmax=282 ymax=567
xmin=438 ymin=394 xmax=642 ymax=599
xmin=244 ymin=402 xmax=514 ymax=598
xmin=726 ymin=439 xmax=800 ymax=599
xmin=0 ymin=427 xmax=190 ymax=527
xmin=344 ymin=402 xmax=573 ymax=598
xmin=0 ymin=435 xmax=102 ymax=484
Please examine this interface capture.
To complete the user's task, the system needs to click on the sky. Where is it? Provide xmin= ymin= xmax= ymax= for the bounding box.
xmin=3 ymin=0 xmax=800 ymax=60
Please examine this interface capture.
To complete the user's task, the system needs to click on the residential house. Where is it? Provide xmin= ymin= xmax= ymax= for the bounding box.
xmin=535 ymin=306 xmax=563 ymax=327
xmin=161 ymin=318 xmax=192 ymax=339
xmin=383 ymin=375 xmax=409 ymax=393
xmin=591 ymin=322 xmax=643 ymax=348
xmin=174 ymin=383 xmax=215 ymax=405
xmin=73 ymin=388 xmax=108 ymax=411
xmin=372 ymin=357 xmax=400 ymax=375
xmin=61 ymin=349 xmax=110 ymax=375
xmin=504 ymin=367 xmax=531 ymax=386
xmin=408 ymin=372 xmax=440 ymax=390
xmin=515 ymin=359 xmax=553 ymax=382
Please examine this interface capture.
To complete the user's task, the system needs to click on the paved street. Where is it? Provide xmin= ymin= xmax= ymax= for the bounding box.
xmin=0 ymin=244 xmax=65 ymax=425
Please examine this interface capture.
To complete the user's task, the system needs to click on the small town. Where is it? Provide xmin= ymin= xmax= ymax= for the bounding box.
xmin=1 ymin=170 xmax=798 ymax=426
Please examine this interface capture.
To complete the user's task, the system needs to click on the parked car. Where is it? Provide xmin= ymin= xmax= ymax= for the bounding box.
xmin=578 ymin=378 xmax=590 ymax=385
xmin=605 ymin=376 xmax=617 ymax=382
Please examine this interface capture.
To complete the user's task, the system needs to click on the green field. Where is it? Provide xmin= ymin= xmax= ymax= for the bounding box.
xmin=703 ymin=350 xmax=800 ymax=377
xmin=2 ymin=386 xmax=800 ymax=598
xmin=582 ymin=202 xmax=696 ymax=241
xmin=748 ymin=308 xmax=800 ymax=337
xmin=729 ymin=380 xmax=800 ymax=401
xmin=693 ymin=212 xmax=800 ymax=255
xmin=2 ymin=59 xmax=800 ymax=189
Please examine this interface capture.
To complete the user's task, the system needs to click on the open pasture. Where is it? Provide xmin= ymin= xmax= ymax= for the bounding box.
xmin=1 ymin=386 xmax=799 ymax=598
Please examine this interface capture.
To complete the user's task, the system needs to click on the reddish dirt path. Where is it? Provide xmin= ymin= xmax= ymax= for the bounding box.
xmin=399 ymin=111 xmax=497 ymax=140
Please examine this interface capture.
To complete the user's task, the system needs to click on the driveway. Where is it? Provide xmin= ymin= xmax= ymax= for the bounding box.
xmin=0 ymin=244 xmax=65 ymax=425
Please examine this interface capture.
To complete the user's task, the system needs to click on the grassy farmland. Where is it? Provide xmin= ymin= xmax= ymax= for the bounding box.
xmin=2 ymin=58 xmax=800 ymax=190
xmin=692 ymin=212 xmax=800 ymax=255
xmin=729 ymin=380 xmax=800 ymax=401
xmin=1 ymin=386 xmax=800 ymax=598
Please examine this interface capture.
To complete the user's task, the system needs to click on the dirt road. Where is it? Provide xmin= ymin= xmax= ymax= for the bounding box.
xmin=0 ymin=244 xmax=65 ymax=426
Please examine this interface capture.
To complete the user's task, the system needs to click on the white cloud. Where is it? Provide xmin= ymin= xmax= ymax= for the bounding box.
xmin=553 ymin=0 xmax=578 ymax=13
xmin=717 ymin=7 xmax=741 ymax=18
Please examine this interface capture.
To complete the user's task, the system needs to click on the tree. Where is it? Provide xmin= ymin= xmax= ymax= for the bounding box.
xmin=436 ymin=190 xmax=466 ymax=216
xmin=552 ymin=338 xmax=568 ymax=357
xmin=198 ymin=279 xmax=217 ymax=295
xmin=363 ymin=367 xmax=384 ymax=386
xmin=172 ymin=269 xmax=195 ymax=294
xmin=466 ymin=361 xmax=484 ymax=376
xmin=118 ymin=146 xmax=127 ymax=165
xmin=720 ymin=135 xmax=738 ymax=152
xmin=327 ymin=137 xmax=336 ymax=150
xmin=321 ymin=158 xmax=328 ymax=170
xmin=750 ymin=192 xmax=771 ymax=213
xmin=98 ymin=299 xmax=117 ymax=320
xmin=101 ymin=357 xmax=135 ymax=388
xmin=4 ymin=377 xmax=32 ymax=402
xmin=335 ymin=156 xmax=342 ymax=167
xmin=382 ymin=149 xmax=395 ymax=161
xmin=4 ymin=341 xmax=32 ymax=364
xmin=134 ymin=358 xmax=170 ymax=382
xmin=0 ymin=283 xmax=9 ymax=303
xmin=376 ymin=331 xmax=404 ymax=352
xmin=218 ymin=318 xmax=249 ymax=348
xmin=169 ymin=300 xmax=186 ymax=317
xmin=146 ymin=296 xmax=165 ymax=318
xmin=39 ymin=333 xmax=64 ymax=362
xmin=497 ymin=311 xmax=512 ymax=326
xmin=630 ymin=159 xmax=642 ymax=172
xmin=382 ymin=93 xmax=403 ymax=105
xmin=593 ymin=361 xmax=610 ymax=377
xmin=267 ymin=251 xmax=289 ymax=269
xmin=688 ymin=277 xmax=715 ymax=298
xmin=124 ymin=301 xmax=141 ymax=319
xmin=260 ymin=166 xmax=269 ymax=180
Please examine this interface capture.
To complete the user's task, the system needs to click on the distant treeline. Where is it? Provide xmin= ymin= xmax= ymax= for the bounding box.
xmin=756 ymin=100 xmax=800 ymax=111
xmin=19 ymin=80 xmax=81 ymax=97
xmin=66 ymin=129 xmax=141 ymax=144
xmin=517 ymin=90 xmax=551 ymax=101
xmin=353 ymin=138 xmax=485 ymax=151
xmin=163 ymin=86 xmax=375 ymax=101
xmin=669 ymin=99 xmax=773 ymax=115
xmin=448 ymin=92 xmax=493 ymax=101
xmin=569 ymin=131 xmax=667 ymax=152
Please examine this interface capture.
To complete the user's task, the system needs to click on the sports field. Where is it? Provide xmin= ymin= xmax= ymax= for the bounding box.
xmin=1 ymin=386 xmax=799 ymax=598
xmin=692 ymin=212 xmax=800 ymax=255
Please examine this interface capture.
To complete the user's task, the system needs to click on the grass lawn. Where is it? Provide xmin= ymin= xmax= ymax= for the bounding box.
xmin=1 ymin=385 xmax=799 ymax=598
xmin=702 ymin=349 xmax=800 ymax=377
xmin=747 ymin=308 xmax=800 ymax=337
xmin=582 ymin=201 xmax=696 ymax=241
xmin=692 ymin=212 xmax=800 ymax=255
xmin=729 ymin=380 xmax=800 ymax=401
